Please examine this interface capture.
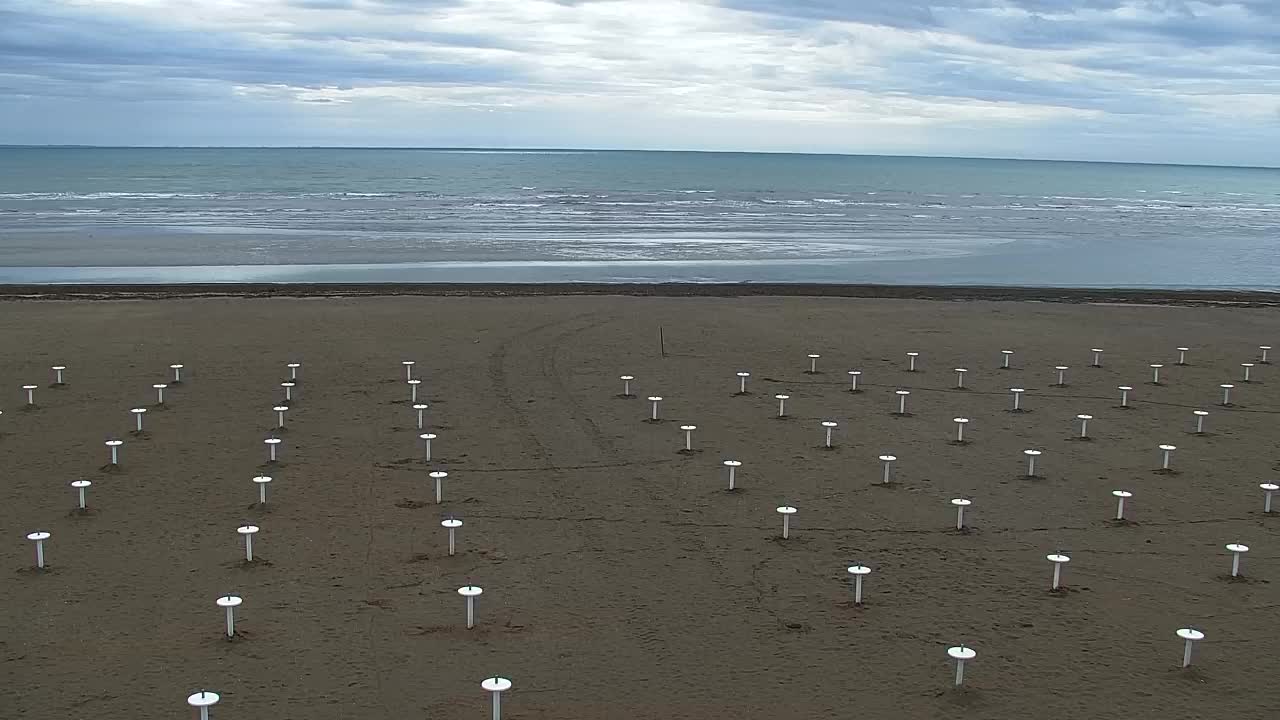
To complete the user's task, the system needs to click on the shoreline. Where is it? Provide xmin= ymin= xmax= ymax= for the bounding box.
xmin=2 ymin=282 xmax=1279 ymax=306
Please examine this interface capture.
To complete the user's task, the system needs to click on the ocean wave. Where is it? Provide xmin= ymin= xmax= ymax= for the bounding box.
xmin=0 ymin=191 xmax=219 ymax=200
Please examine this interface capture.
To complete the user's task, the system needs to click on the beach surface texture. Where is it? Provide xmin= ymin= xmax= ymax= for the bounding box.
xmin=2 ymin=291 xmax=1278 ymax=719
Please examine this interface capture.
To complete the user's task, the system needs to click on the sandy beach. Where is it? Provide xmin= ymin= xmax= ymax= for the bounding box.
xmin=3 ymin=292 xmax=1279 ymax=719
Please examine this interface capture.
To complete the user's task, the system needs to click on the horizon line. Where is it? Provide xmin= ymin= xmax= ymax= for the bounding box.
xmin=2 ymin=144 xmax=1277 ymax=171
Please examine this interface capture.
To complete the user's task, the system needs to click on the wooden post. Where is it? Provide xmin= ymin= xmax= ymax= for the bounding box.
xmin=659 ymin=326 xmax=667 ymax=358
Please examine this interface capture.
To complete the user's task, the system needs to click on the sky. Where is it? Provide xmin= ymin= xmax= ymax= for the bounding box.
xmin=1 ymin=0 xmax=1279 ymax=165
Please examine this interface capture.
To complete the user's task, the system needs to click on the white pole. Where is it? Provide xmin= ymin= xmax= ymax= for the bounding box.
xmin=460 ymin=586 xmax=483 ymax=629
xmin=777 ymin=506 xmax=796 ymax=539
xmin=28 ymin=533 xmax=49 ymax=568
xmin=443 ymin=518 xmax=462 ymax=556
xmin=948 ymin=646 xmax=976 ymax=687
xmin=431 ymin=471 xmax=447 ymax=504
xmin=1112 ymin=490 xmax=1132 ymax=520
xmin=723 ymin=461 xmax=741 ymax=491
xmin=1177 ymin=629 xmax=1204 ymax=668
xmin=1227 ymin=544 xmax=1249 ymax=577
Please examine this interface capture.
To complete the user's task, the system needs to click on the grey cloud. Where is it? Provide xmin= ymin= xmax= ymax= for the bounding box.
xmin=284 ymin=0 xmax=463 ymax=11
xmin=2 ymin=0 xmax=1279 ymax=164
xmin=725 ymin=0 xmax=1280 ymax=122
xmin=723 ymin=1 xmax=1280 ymax=50
xmin=0 ymin=7 xmax=523 ymax=100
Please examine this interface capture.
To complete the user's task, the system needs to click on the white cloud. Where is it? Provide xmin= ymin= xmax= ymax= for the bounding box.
xmin=2 ymin=0 xmax=1279 ymax=164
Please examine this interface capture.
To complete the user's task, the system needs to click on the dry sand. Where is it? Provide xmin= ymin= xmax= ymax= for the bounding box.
xmin=2 ymin=294 xmax=1279 ymax=719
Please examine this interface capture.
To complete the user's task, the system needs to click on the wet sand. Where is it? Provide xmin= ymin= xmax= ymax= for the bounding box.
xmin=2 ymin=294 xmax=1278 ymax=719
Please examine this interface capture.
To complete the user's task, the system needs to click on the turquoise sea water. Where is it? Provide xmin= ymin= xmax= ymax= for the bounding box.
xmin=1 ymin=147 xmax=1278 ymax=287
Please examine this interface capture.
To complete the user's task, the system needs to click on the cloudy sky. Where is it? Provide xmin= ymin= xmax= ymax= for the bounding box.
xmin=2 ymin=0 xmax=1279 ymax=165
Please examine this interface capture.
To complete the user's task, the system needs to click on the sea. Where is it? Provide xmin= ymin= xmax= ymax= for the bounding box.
xmin=1 ymin=147 xmax=1278 ymax=287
